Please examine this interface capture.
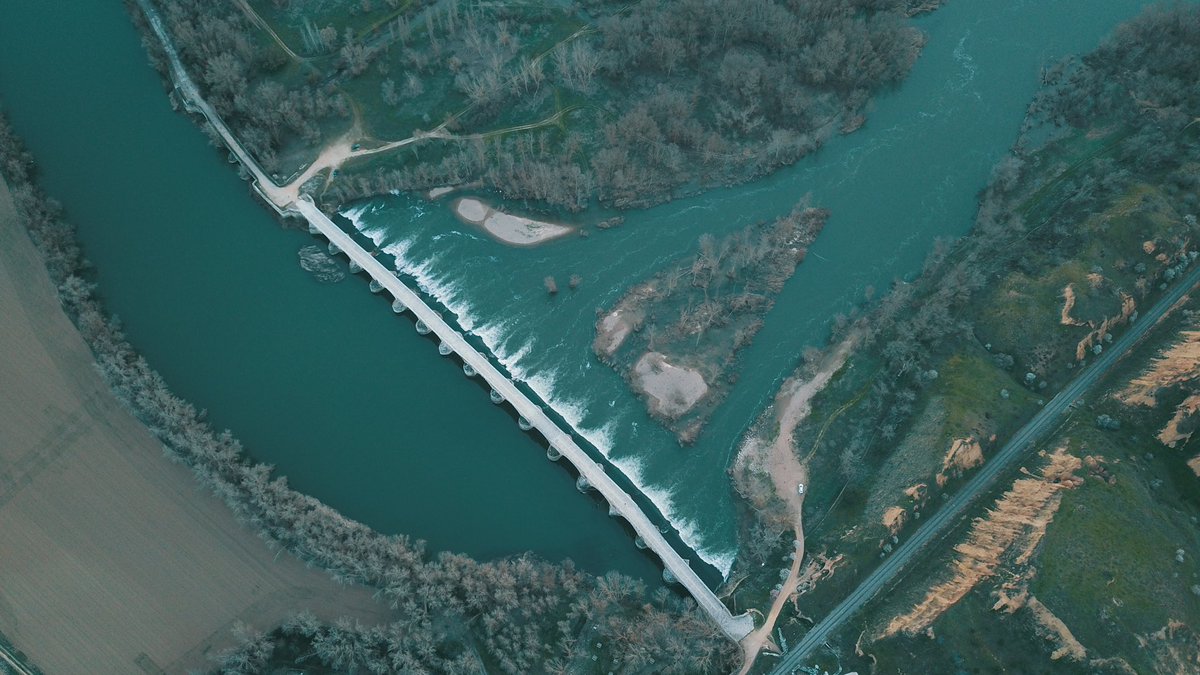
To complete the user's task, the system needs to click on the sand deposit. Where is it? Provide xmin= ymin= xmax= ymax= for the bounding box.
xmin=1118 ymin=329 xmax=1200 ymax=406
xmin=882 ymin=448 xmax=1082 ymax=637
xmin=595 ymin=310 xmax=635 ymax=357
xmin=452 ymin=197 xmax=573 ymax=246
xmin=631 ymin=352 xmax=708 ymax=419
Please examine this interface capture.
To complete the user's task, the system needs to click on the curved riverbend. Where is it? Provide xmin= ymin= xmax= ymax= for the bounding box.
xmin=0 ymin=0 xmax=661 ymax=583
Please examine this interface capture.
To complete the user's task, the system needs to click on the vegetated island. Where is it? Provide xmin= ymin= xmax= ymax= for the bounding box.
xmin=721 ymin=6 xmax=1200 ymax=673
xmin=144 ymin=0 xmax=941 ymax=214
xmin=595 ymin=204 xmax=827 ymax=443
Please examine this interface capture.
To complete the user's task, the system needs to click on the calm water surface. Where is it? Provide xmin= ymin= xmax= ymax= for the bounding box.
xmin=0 ymin=0 xmax=1157 ymax=582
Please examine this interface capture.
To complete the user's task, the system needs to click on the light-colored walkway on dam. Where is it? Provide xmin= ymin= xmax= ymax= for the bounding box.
xmin=297 ymin=198 xmax=753 ymax=640
xmin=136 ymin=0 xmax=753 ymax=642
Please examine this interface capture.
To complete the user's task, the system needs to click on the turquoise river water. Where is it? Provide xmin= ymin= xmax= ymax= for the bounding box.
xmin=0 ymin=0 xmax=1157 ymax=584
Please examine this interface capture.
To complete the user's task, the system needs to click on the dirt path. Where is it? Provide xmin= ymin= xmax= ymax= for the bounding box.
xmin=233 ymin=0 xmax=303 ymax=62
xmin=738 ymin=522 xmax=804 ymax=674
xmin=0 ymin=175 xmax=391 ymax=674
xmin=738 ymin=339 xmax=854 ymax=672
xmin=276 ymin=107 xmax=572 ymax=206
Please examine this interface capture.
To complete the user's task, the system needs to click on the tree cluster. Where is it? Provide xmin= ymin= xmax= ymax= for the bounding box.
xmin=145 ymin=0 xmax=933 ymax=211
xmin=134 ymin=0 xmax=350 ymax=174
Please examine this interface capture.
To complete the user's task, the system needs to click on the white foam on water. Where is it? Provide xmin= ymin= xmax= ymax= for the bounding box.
xmin=342 ymin=205 xmax=736 ymax=577
xmin=612 ymin=455 xmax=736 ymax=579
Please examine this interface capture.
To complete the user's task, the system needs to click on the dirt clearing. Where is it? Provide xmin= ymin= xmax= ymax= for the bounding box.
xmin=631 ymin=351 xmax=708 ymax=418
xmin=0 ymin=177 xmax=389 ymax=674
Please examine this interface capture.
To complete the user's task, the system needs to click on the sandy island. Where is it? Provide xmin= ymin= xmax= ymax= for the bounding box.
xmin=452 ymin=196 xmax=573 ymax=246
xmin=0 ymin=176 xmax=389 ymax=674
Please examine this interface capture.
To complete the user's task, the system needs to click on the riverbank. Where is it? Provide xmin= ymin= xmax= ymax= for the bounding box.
xmin=731 ymin=338 xmax=854 ymax=671
xmin=0 ymin=174 xmax=390 ymax=674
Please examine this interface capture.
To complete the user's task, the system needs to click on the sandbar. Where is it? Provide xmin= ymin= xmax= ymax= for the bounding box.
xmin=452 ymin=197 xmax=573 ymax=246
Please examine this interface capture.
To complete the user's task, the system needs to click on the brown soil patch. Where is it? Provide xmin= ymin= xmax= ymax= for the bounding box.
xmin=0 ymin=177 xmax=389 ymax=674
xmin=1118 ymin=329 xmax=1200 ymax=406
xmin=882 ymin=448 xmax=1082 ymax=638
xmin=882 ymin=506 xmax=908 ymax=536
xmin=935 ymin=437 xmax=985 ymax=488
xmin=1060 ymin=284 xmax=1085 ymax=326
xmin=1188 ymin=454 xmax=1200 ymax=478
xmin=1138 ymin=619 xmax=1200 ymax=674
xmin=1158 ymin=393 xmax=1200 ymax=447
xmin=792 ymin=552 xmax=845 ymax=599
xmin=991 ymin=578 xmax=1030 ymax=614
xmin=1075 ymin=293 xmax=1136 ymax=361
xmin=905 ymin=483 xmax=928 ymax=502
xmin=631 ymin=352 xmax=708 ymax=419
xmin=1027 ymin=596 xmax=1088 ymax=661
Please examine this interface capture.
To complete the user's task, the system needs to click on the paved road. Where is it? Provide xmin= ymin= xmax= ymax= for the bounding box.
xmin=771 ymin=261 xmax=1200 ymax=673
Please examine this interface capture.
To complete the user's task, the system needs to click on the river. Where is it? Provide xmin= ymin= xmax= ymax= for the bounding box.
xmin=339 ymin=0 xmax=1160 ymax=576
xmin=0 ymin=0 xmax=1156 ymax=584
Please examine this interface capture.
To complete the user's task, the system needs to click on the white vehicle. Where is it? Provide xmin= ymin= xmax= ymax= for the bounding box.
xmin=797 ymin=483 xmax=805 ymax=495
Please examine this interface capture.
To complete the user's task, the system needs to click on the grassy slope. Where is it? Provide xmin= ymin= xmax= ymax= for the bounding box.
xmin=852 ymin=301 xmax=1200 ymax=673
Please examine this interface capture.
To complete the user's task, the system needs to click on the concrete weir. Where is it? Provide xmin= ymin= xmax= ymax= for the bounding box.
xmin=137 ymin=0 xmax=753 ymax=641
xmin=300 ymin=202 xmax=752 ymax=638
